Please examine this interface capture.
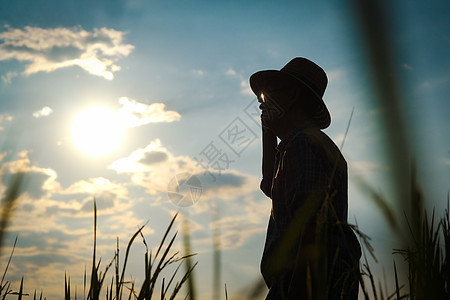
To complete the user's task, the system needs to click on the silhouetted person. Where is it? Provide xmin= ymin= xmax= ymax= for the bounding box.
xmin=250 ymin=58 xmax=361 ymax=300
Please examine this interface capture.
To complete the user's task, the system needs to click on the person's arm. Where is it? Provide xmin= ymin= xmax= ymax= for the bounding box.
xmin=260 ymin=121 xmax=277 ymax=198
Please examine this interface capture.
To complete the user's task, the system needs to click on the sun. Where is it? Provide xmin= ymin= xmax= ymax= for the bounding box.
xmin=71 ymin=106 xmax=125 ymax=156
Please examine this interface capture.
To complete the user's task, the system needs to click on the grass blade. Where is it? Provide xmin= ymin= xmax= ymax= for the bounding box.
xmin=0 ymin=236 xmax=17 ymax=290
xmin=17 ymin=277 xmax=23 ymax=300
xmin=119 ymin=224 xmax=145 ymax=296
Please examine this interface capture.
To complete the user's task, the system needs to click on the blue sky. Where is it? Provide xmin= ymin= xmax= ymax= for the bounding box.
xmin=0 ymin=0 xmax=449 ymax=299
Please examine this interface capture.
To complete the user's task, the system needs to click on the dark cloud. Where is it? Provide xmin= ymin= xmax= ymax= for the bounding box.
xmin=195 ymin=171 xmax=248 ymax=194
xmin=13 ymin=252 xmax=74 ymax=268
xmin=139 ymin=150 xmax=168 ymax=165
xmin=6 ymin=229 xmax=83 ymax=250
xmin=81 ymin=191 xmax=116 ymax=212
xmin=45 ymin=205 xmax=78 ymax=216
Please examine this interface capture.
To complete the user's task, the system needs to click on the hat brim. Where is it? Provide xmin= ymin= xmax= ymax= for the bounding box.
xmin=249 ymin=70 xmax=331 ymax=129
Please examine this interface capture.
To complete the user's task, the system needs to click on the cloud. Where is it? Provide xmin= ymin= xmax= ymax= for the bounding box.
xmin=108 ymin=139 xmax=258 ymax=203
xmin=63 ymin=177 xmax=126 ymax=196
xmin=327 ymin=69 xmax=345 ymax=83
xmin=240 ymin=79 xmax=253 ymax=95
xmin=1 ymin=71 xmax=17 ymax=83
xmin=401 ymin=63 xmax=413 ymax=71
xmin=108 ymin=139 xmax=170 ymax=173
xmin=181 ymin=193 xmax=270 ymax=251
xmin=0 ymin=145 xmax=266 ymax=299
xmin=208 ymin=198 xmax=269 ymax=250
xmin=139 ymin=150 xmax=168 ymax=165
xmin=118 ymin=97 xmax=181 ymax=127
xmin=198 ymin=170 xmax=254 ymax=200
xmin=226 ymin=68 xmax=237 ymax=76
xmin=0 ymin=151 xmax=129 ymax=217
xmin=226 ymin=68 xmax=253 ymax=95
xmin=443 ymin=158 xmax=450 ymax=166
xmin=192 ymin=69 xmax=206 ymax=76
xmin=0 ymin=26 xmax=134 ymax=80
xmin=0 ymin=150 xmax=61 ymax=199
xmin=420 ymin=75 xmax=450 ymax=90
xmin=0 ymin=114 xmax=13 ymax=130
xmin=348 ymin=160 xmax=385 ymax=176
xmin=58 ymin=177 xmax=129 ymax=214
xmin=32 ymin=106 xmax=53 ymax=118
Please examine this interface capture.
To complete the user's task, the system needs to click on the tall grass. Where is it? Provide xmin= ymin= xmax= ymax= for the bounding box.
xmin=66 ymin=201 xmax=198 ymax=300
xmin=346 ymin=0 xmax=449 ymax=299
xmin=0 ymin=198 xmax=197 ymax=299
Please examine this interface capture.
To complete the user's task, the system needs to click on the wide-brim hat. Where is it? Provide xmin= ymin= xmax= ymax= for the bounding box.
xmin=249 ymin=57 xmax=331 ymax=129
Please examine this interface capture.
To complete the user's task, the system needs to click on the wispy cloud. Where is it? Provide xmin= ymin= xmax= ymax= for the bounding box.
xmin=401 ymin=63 xmax=413 ymax=71
xmin=1 ymin=71 xmax=17 ymax=83
xmin=0 ymin=26 xmax=134 ymax=80
xmin=443 ymin=158 xmax=450 ymax=166
xmin=118 ymin=97 xmax=181 ymax=127
xmin=0 ymin=113 xmax=13 ymax=130
xmin=348 ymin=160 xmax=385 ymax=176
xmin=226 ymin=68 xmax=237 ymax=76
xmin=226 ymin=68 xmax=253 ymax=95
xmin=32 ymin=106 xmax=53 ymax=118
xmin=420 ymin=74 xmax=450 ymax=90
xmin=192 ymin=69 xmax=206 ymax=76
xmin=327 ymin=68 xmax=345 ymax=83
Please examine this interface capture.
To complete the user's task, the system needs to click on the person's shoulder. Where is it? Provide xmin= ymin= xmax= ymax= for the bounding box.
xmin=294 ymin=127 xmax=347 ymax=168
xmin=302 ymin=127 xmax=340 ymax=152
xmin=285 ymin=128 xmax=317 ymax=157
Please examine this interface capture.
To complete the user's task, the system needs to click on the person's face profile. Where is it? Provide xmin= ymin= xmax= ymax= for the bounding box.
xmin=258 ymin=85 xmax=301 ymax=121
xmin=258 ymin=91 xmax=285 ymax=124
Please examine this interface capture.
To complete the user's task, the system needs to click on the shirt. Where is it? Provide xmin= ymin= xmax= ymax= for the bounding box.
xmin=260 ymin=125 xmax=359 ymax=298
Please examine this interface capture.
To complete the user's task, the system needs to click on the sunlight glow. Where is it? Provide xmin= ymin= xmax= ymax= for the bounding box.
xmin=71 ymin=107 xmax=125 ymax=156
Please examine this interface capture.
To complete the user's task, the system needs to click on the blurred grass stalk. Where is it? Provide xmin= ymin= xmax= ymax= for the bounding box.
xmin=0 ymin=173 xmax=25 ymax=256
xmin=211 ymin=205 xmax=222 ymax=300
xmin=348 ymin=0 xmax=415 ymax=232
xmin=182 ymin=213 xmax=197 ymax=300
xmin=348 ymin=0 xmax=450 ymax=299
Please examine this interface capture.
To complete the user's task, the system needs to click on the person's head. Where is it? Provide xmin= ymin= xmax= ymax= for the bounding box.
xmin=250 ymin=57 xmax=331 ymax=137
xmin=258 ymin=83 xmax=320 ymax=138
